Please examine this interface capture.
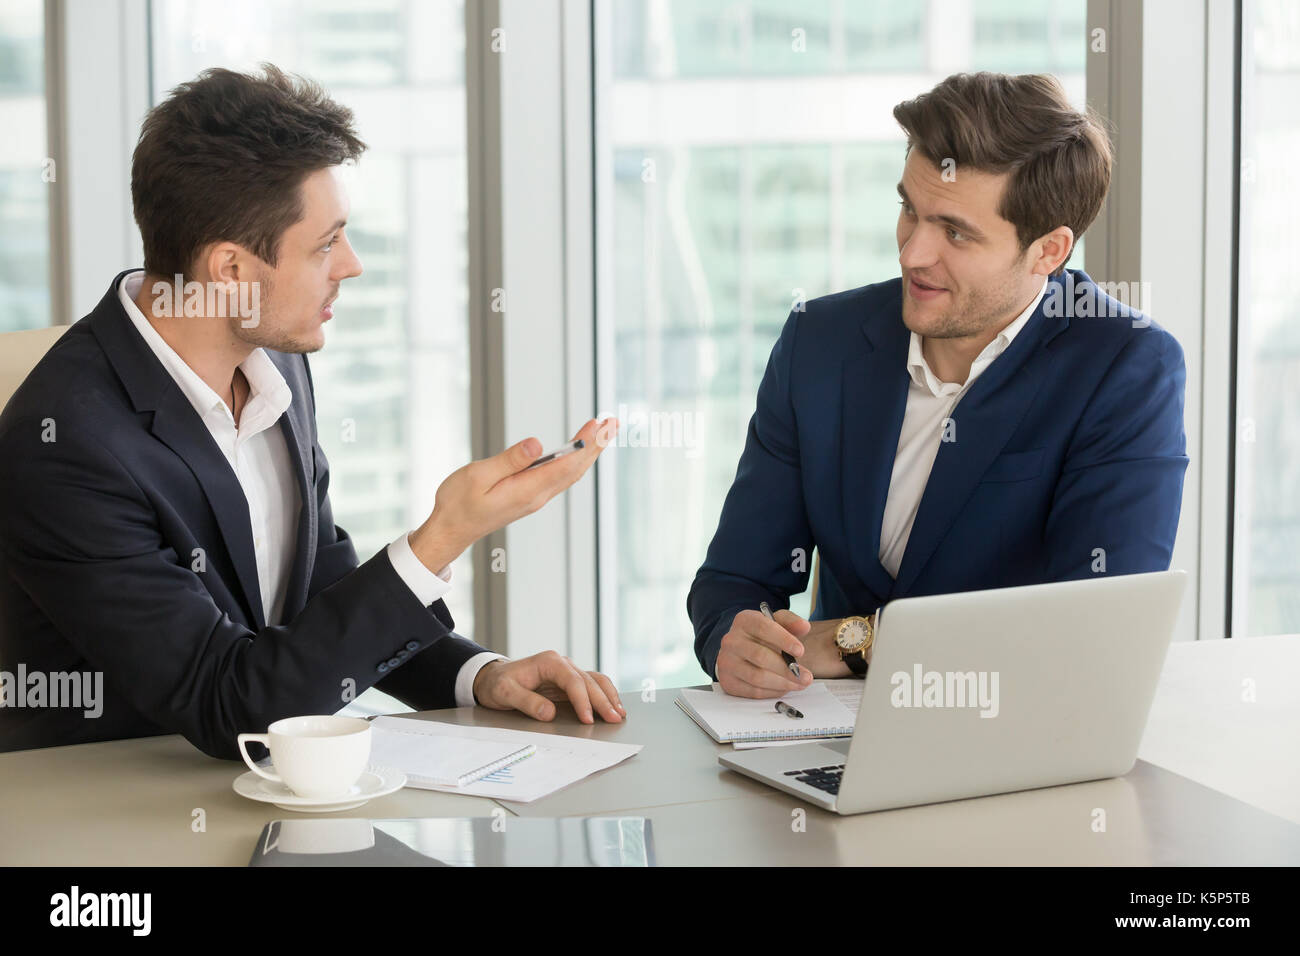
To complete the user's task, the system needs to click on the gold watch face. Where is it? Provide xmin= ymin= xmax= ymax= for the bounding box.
xmin=836 ymin=617 xmax=871 ymax=653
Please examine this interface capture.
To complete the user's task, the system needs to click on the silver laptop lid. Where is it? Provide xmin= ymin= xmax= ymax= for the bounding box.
xmin=836 ymin=570 xmax=1187 ymax=814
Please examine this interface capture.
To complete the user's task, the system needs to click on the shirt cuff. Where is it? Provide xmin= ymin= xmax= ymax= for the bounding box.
xmin=455 ymin=652 xmax=509 ymax=707
xmin=386 ymin=532 xmax=452 ymax=606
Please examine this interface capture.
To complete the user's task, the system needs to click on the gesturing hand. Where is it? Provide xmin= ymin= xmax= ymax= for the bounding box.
xmin=410 ymin=417 xmax=619 ymax=574
xmin=471 ymin=651 xmax=626 ymax=724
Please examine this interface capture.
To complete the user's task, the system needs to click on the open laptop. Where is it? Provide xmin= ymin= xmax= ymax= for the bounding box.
xmin=719 ymin=570 xmax=1187 ymax=814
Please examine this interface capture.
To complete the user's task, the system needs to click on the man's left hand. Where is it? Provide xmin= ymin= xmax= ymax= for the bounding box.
xmin=471 ymin=652 xmax=626 ymax=724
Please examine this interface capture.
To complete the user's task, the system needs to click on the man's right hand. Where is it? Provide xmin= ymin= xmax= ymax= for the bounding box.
xmin=408 ymin=417 xmax=617 ymax=574
xmin=715 ymin=608 xmax=817 ymax=698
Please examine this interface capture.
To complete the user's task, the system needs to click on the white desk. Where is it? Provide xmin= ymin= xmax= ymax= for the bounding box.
xmin=1 ymin=635 xmax=1297 ymax=864
xmin=1138 ymin=634 xmax=1300 ymax=825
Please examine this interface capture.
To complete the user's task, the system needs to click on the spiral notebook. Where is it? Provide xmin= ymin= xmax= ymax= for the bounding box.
xmin=370 ymin=716 xmax=537 ymax=789
xmin=674 ymin=683 xmax=856 ymax=744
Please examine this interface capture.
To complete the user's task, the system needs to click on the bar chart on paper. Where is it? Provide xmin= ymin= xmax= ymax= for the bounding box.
xmin=478 ymin=757 xmax=529 ymax=786
xmin=458 ymin=734 xmax=641 ymax=802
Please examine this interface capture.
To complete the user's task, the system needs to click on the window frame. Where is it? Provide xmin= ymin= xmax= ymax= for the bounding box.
xmin=39 ymin=0 xmax=1250 ymax=681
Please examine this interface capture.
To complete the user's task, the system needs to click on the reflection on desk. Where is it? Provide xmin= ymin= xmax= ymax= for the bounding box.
xmin=250 ymin=817 xmax=654 ymax=867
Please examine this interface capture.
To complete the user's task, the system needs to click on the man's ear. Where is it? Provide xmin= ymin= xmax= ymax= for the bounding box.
xmin=202 ymin=242 xmax=253 ymax=286
xmin=1033 ymin=226 xmax=1075 ymax=275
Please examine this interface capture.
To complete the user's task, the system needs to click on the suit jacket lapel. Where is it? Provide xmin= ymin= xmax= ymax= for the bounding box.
xmin=270 ymin=355 xmax=316 ymax=624
xmin=841 ymin=286 xmax=911 ymax=600
xmin=148 ymin=406 xmax=267 ymax=629
xmin=90 ymin=272 xmax=270 ymax=629
xmin=891 ymin=275 xmax=1072 ymax=595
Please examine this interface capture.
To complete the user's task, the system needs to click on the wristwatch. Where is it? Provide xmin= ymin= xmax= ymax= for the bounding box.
xmin=835 ymin=616 xmax=874 ymax=677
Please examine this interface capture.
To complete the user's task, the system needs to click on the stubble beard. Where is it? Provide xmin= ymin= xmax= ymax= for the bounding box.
xmin=904 ymin=255 xmax=1034 ymax=341
xmin=228 ymin=269 xmax=325 ymax=355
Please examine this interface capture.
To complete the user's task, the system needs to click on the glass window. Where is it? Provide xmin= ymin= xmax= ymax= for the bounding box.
xmin=150 ymin=0 xmax=474 ymax=636
xmin=596 ymin=0 xmax=1087 ymax=688
xmin=0 ymin=0 xmax=49 ymax=331
xmin=1234 ymin=0 xmax=1300 ymax=636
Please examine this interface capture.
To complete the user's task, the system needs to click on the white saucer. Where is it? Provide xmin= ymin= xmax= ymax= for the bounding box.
xmin=233 ymin=765 xmax=407 ymax=812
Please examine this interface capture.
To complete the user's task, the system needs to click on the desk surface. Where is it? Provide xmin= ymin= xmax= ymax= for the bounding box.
xmin=2 ymin=636 xmax=1298 ymax=866
xmin=1137 ymin=634 xmax=1300 ymax=825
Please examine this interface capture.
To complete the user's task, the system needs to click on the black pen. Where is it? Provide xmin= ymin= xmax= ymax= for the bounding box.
xmin=775 ymin=700 xmax=804 ymax=719
xmin=524 ymin=438 xmax=585 ymax=469
xmin=759 ymin=601 xmax=801 ymax=679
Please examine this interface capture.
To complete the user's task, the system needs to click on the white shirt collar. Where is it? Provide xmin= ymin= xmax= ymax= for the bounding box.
xmin=117 ymin=269 xmax=292 ymax=429
xmin=906 ymin=274 xmax=1049 ymax=397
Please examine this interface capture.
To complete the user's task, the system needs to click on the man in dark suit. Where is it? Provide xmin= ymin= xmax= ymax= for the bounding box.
xmin=0 ymin=64 xmax=623 ymax=759
xmin=688 ymin=72 xmax=1188 ymax=696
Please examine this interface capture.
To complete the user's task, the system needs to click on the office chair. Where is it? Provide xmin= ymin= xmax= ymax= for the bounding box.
xmin=0 ymin=326 xmax=69 ymax=413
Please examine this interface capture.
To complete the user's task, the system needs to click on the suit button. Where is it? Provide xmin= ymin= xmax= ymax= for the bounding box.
xmin=388 ymin=657 xmax=401 ymax=669
xmin=397 ymin=649 xmax=410 ymax=660
xmin=405 ymin=641 xmax=419 ymax=652
xmin=377 ymin=662 xmax=389 ymax=674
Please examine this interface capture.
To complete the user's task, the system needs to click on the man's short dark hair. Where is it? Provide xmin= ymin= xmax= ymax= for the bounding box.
xmin=893 ymin=72 xmax=1113 ymax=277
xmin=131 ymin=62 xmax=367 ymax=280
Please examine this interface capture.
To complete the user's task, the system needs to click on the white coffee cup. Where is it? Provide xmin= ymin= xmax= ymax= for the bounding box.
xmin=237 ymin=715 xmax=372 ymax=799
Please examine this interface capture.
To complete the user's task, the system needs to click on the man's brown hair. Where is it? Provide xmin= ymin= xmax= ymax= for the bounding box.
xmin=132 ymin=63 xmax=367 ymax=280
xmin=892 ymin=72 xmax=1112 ymax=277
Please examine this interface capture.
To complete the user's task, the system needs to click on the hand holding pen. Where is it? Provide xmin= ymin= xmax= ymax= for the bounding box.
xmin=760 ymin=601 xmax=801 ymax=679
xmin=713 ymin=597 xmax=814 ymax=699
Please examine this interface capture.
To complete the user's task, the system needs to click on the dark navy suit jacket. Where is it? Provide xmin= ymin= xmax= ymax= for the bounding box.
xmin=688 ymin=268 xmax=1188 ymax=679
xmin=0 ymin=270 xmax=487 ymax=758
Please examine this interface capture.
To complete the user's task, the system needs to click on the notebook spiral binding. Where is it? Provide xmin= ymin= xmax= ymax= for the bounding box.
xmin=460 ymin=747 xmax=535 ymax=786
xmin=726 ymin=726 xmax=855 ymax=740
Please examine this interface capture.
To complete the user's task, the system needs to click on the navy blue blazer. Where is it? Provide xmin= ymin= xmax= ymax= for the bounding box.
xmin=688 ymin=268 xmax=1188 ymax=679
xmin=0 ymin=270 xmax=487 ymax=758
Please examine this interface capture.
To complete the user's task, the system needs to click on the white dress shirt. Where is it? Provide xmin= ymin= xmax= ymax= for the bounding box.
xmin=878 ymin=276 xmax=1049 ymax=578
xmin=118 ymin=270 xmax=502 ymax=705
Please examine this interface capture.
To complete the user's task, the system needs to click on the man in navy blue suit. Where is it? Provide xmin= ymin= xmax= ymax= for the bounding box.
xmin=688 ymin=72 xmax=1188 ymax=697
xmin=0 ymin=65 xmax=624 ymax=758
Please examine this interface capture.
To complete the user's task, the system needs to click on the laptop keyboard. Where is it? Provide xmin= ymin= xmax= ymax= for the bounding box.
xmin=785 ymin=764 xmax=845 ymax=795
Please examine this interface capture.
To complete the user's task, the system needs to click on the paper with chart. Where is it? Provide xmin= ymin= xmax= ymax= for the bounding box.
xmin=370 ymin=718 xmax=536 ymax=787
xmin=370 ymin=716 xmax=642 ymax=803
